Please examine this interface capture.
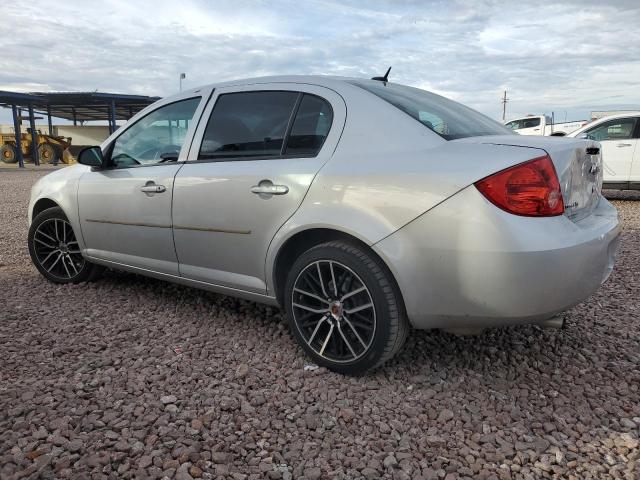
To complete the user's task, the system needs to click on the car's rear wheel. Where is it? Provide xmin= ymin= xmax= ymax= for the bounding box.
xmin=28 ymin=207 xmax=102 ymax=283
xmin=284 ymin=240 xmax=408 ymax=375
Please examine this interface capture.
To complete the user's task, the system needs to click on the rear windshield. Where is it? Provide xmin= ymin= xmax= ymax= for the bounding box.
xmin=350 ymin=80 xmax=512 ymax=140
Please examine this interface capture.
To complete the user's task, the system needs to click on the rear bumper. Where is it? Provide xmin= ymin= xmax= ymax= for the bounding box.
xmin=373 ymin=186 xmax=620 ymax=330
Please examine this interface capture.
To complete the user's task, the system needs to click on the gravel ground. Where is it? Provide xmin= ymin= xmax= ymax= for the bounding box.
xmin=1 ymin=171 xmax=638 ymax=480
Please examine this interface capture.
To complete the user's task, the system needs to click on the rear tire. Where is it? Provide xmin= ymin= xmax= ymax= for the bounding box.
xmin=1 ymin=144 xmax=17 ymax=163
xmin=28 ymin=207 xmax=103 ymax=284
xmin=284 ymin=240 xmax=408 ymax=375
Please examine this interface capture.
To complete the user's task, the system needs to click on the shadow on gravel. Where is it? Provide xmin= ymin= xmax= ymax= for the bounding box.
xmin=96 ymin=269 xmax=580 ymax=382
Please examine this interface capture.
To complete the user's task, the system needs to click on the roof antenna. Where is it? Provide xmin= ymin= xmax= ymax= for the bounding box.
xmin=371 ymin=66 xmax=391 ymax=83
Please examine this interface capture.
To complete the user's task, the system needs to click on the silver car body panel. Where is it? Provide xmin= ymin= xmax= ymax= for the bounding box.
xmin=373 ymin=186 xmax=619 ymax=328
xmin=28 ymin=75 xmax=620 ymax=329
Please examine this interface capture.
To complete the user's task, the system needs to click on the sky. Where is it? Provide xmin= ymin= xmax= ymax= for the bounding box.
xmin=1 ymin=0 xmax=639 ymax=124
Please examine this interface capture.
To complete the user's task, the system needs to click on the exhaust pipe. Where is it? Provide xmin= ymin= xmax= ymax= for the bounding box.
xmin=540 ymin=316 xmax=566 ymax=329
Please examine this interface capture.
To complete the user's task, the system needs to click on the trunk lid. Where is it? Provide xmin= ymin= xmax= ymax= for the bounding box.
xmin=456 ymin=135 xmax=603 ymax=221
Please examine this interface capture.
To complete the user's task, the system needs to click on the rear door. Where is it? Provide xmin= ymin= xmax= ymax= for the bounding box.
xmin=172 ymin=83 xmax=346 ymax=293
xmin=583 ymin=117 xmax=638 ymax=184
xmin=78 ymin=93 xmax=209 ymax=274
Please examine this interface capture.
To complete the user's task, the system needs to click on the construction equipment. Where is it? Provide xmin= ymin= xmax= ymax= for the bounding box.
xmin=0 ymin=129 xmax=74 ymax=164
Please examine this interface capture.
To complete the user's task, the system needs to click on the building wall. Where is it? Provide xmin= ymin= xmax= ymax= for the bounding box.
xmin=54 ymin=126 xmax=110 ymax=146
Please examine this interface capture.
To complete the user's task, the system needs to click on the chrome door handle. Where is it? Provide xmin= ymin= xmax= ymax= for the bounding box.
xmin=140 ymin=184 xmax=166 ymax=193
xmin=250 ymin=180 xmax=289 ymax=196
xmin=616 ymin=143 xmax=632 ymax=147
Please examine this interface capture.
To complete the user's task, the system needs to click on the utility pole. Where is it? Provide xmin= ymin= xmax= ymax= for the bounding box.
xmin=501 ymin=90 xmax=508 ymax=121
xmin=179 ymin=73 xmax=186 ymax=92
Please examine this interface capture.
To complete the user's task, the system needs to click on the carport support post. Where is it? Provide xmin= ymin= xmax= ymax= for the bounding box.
xmin=28 ymin=104 xmax=39 ymax=166
xmin=47 ymin=106 xmax=53 ymax=135
xmin=11 ymin=105 xmax=24 ymax=168
xmin=109 ymin=100 xmax=117 ymax=134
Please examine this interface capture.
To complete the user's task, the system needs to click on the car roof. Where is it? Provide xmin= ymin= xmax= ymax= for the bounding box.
xmin=166 ymin=75 xmax=370 ymax=98
xmin=164 ymin=75 xmax=392 ymax=103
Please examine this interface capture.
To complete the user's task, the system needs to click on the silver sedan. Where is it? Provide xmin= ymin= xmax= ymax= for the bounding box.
xmin=28 ymin=75 xmax=620 ymax=374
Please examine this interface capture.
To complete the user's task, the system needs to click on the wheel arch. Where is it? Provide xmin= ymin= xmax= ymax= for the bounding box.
xmin=270 ymin=227 xmax=405 ymax=311
xmin=32 ymin=197 xmax=61 ymax=220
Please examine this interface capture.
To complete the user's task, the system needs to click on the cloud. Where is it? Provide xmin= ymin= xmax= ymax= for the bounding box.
xmin=0 ymin=0 xmax=639 ymax=124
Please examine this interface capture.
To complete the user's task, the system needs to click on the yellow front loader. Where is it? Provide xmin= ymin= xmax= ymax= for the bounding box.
xmin=0 ymin=129 xmax=74 ymax=164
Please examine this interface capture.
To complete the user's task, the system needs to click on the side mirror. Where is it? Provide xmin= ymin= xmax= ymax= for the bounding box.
xmin=578 ymin=132 xmax=589 ymax=139
xmin=77 ymin=146 xmax=105 ymax=168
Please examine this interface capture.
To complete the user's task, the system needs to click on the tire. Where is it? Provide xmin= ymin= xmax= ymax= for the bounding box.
xmin=1 ymin=144 xmax=17 ymax=163
xmin=284 ymin=240 xmax=408 ymax=375
xmin=38 ymin=143 xmax=59 ymax=164
xmin=28 ymin=207 xmax=103 ymax=284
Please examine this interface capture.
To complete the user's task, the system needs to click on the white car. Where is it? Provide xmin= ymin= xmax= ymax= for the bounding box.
xmin=568 ymin=112 xmax=640 ymax=189
xmin=504 ymin=115 xmax=587 ymax=136
xmin=27 ymin=75 xmax=620 ymax=374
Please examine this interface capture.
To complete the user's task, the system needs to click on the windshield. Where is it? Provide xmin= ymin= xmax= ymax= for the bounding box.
xmin=350 ymin=80 xmax=512 ymax=140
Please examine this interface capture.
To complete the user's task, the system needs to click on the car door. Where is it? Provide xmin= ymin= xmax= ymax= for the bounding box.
xmin=172 ymin=84 xmax=346 ymax=293
xmin=77 ymin=92 xmax=209 ymax=275
xmin=583 ymin=117 xmax=638 ymax=184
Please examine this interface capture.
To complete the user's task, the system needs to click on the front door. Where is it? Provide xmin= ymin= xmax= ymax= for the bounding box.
xmin=172 ymin=84 xmax=346 ymax=293
xmin=584 ymin=117 xmax=638 ymax=183
xmin=78 ymin=95 xmax=205 ymax=275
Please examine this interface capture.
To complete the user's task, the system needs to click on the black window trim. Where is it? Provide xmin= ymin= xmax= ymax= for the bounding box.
xmin=193 ymin=90 xmax=334 ymax=164
xmin=102 ymin=96 xmax=203 ymax=170
xmin=633 ymin=117 xmax=640 ymax=139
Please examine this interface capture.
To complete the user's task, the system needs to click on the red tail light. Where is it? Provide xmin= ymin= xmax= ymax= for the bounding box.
xmin=475 ymin=155 xmax=564 ymax=217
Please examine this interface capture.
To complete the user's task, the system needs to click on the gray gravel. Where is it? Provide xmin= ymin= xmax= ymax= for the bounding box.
xmin=1 ymin=171 xmax=639 ymax=480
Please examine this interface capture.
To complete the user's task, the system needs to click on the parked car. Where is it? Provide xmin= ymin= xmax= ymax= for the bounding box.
xmin=28 ymin=76 xmax=620 ymax=374
xmin=568 ymin=112 xmax=640 ymax=190
xmin=504 ymin=115 xmax=587 ymax=136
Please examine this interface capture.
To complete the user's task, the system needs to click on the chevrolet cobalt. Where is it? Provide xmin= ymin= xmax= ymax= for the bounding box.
xmin=28 ymin=76 xmax=620 ymax=374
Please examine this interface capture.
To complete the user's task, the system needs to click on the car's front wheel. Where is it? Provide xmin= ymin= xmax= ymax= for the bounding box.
xmin=284 ymin=241 xmax=408 ymax=375
xmin=28 ymin=207 xmax=102 ymax=283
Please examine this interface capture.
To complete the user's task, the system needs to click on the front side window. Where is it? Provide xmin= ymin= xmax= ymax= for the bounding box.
xmin=350 ymin=80 xmax=512 ymax=140
xmin=521 ymin=117 xmax=541 ymax=128
xmin=110 ymin=97 xmax=200 ymax=167
xmin=199 ymin=91 xmax=299 ymax=160
xmin=585 ymin=118 xmax=638 ymax=141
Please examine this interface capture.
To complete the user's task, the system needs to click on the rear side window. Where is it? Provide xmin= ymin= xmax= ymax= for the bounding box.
xmin=349 ymin=80 xmax=512 ymax=140
xmin=285 ymin=94 xmax=333 ymax=156
xmin=199 ymin=91 xmax=298 ymax=160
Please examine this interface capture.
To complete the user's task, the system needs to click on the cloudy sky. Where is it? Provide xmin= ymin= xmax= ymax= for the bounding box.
xmin=1 ymin=0 xmax=639 ymax=124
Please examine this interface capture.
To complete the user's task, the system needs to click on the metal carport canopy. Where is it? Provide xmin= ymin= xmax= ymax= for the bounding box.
xmin=0 ymin=90 xmax=160 ymax=124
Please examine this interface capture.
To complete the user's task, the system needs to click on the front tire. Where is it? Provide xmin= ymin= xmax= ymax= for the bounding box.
xmin=28 ymin=207 xmax=102 ymax=283
xmin=284 ymin=241 xmax=408 ymax=375
xmin=38 ymin=143 xmax=60 ymax=164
